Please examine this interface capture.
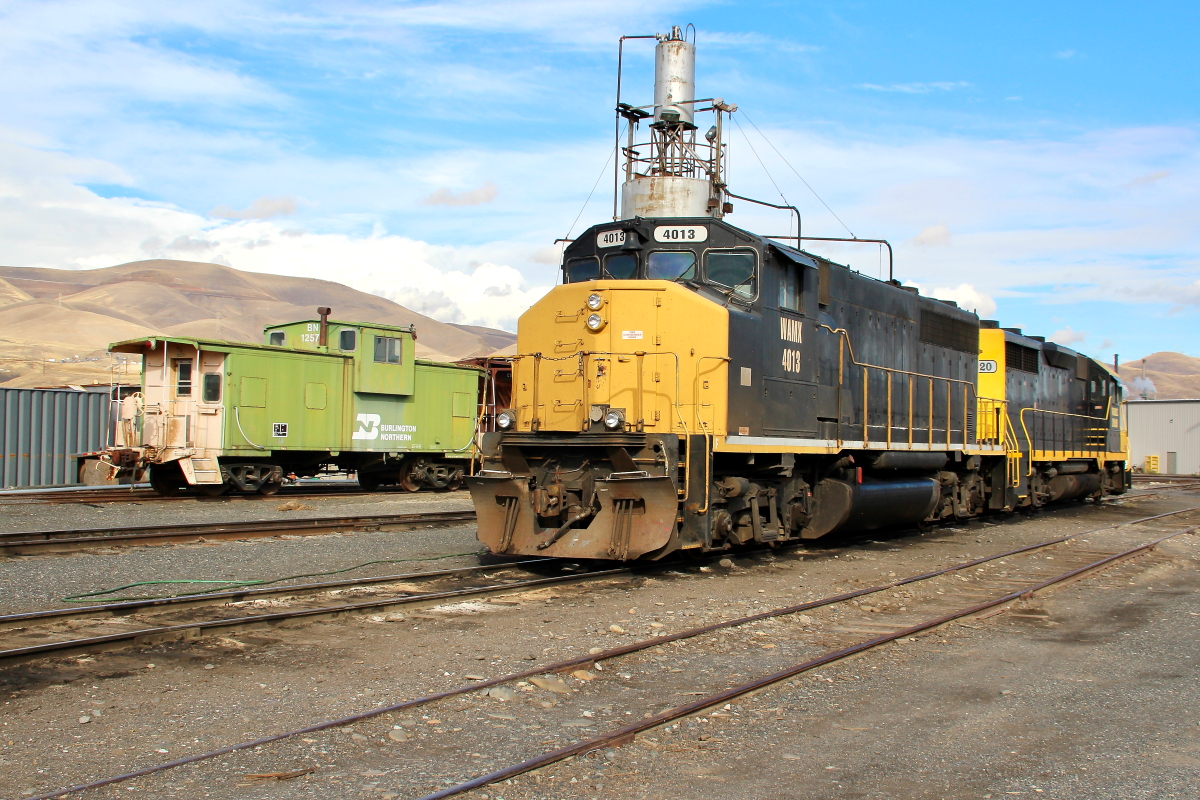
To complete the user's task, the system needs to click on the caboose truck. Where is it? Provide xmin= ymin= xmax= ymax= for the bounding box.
xmin=467 ymin=27 xmax=1130 ymax=561
xmin=94 ymin=309 xmax=483 ymax=495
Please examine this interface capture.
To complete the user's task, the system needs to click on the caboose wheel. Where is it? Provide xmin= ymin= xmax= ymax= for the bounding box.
xmin=399 ymin=460 xmax=423 ymax=492
xmin=197 ymin=482 xmax=230 ymax=497
xmin=357 ymin=471 xmax=383 ymax=492
xmin=148 ymin=463 xmax=184 ymax=497
xmin=256 ymin=480 xmax=283 ymax=496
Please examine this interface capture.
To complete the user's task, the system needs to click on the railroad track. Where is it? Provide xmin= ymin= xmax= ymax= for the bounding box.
xmin=0 ymin=558 xmax=637 ymax=667
xmin=24 ymin=505 xmax=1200 ymax=800
xmin=0 ymin=483 xmax=453 ymax=506
xmin=0 ymin=509 xmax=477 ymax=555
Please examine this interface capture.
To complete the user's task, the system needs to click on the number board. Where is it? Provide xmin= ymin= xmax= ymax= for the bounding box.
xmin=978 ymin=360 xmax=998 ymax=374
xmin=596 ymin=230 xmax=627 ymax=248
xmin=653 ymin=225 xmax=708 ymax=243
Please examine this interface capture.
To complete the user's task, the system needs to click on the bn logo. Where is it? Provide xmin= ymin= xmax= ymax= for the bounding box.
xmin=352 ymin=413 xmax=381 ymax=440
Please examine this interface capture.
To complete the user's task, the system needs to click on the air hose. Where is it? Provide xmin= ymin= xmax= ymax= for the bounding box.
xmin=62 ymin=550 xmax=487 ymax=603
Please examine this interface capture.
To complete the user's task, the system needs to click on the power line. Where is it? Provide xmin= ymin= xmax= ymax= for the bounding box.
xmin=565 ymin=125 xmax=622 ymax=242
xmin=740 ymin=110 xmax=856 ymax=239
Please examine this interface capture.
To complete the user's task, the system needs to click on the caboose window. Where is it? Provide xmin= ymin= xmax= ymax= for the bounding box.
xmin=565 ymin=257 xmax=600 ymax=282
xmin=268 ymin=331 xmax=285 ymax=346
xmin=201 ymin=373 xmax=221 ymax=403
xmin=706 ymin=250 xmax=756 ymax=298
xmin=174 ymin=359 xmax=193 ymax=397
xmin=339 ymin=328 xmax=357 ymax=351
xmin=778 ymin=262 xmax=801 ymax=311
xmin=374 ymin=336 xmax=402 ymax=364
xmin=647 ymin=251 xmax=696 ymax=281
xmin=604 ymin=253 xmax=638 ymax=279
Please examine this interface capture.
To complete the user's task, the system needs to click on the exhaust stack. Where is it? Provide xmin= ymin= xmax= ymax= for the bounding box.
xmin=619 ymin=25 xmax=734 ymax=220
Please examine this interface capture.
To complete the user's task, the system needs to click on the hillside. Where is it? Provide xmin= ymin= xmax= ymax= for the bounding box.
xmin=1118 ymin=352 xmax=1200 ymax=400
xmin=0 ymin=260 xmax=515 ymax=388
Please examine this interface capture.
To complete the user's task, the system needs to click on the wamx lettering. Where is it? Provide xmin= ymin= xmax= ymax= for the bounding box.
xmin=780 ymin=317 xmax=803 ymax=344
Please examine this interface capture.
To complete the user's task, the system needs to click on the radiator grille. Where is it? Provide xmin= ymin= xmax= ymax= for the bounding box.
xmin=1006 ymin=341 xmax=1041 ymax=373
xmin=919 ymin=311 xmax=978 ymax=354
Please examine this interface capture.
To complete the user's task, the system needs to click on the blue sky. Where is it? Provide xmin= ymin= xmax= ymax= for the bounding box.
xmin=0 ymin=0 xmax=1197 ymax=359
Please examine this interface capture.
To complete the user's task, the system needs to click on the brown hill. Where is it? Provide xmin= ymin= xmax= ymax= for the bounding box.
xmin=1118 ymin=352 xmax=1200 ymax=400
xmin=0 ymin=260 xmax=515 ymax=388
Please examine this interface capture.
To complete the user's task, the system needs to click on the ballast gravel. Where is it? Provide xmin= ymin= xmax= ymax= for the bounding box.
xmin=0 ymin=491 xmax=477 ymax=615
xmin=0 ymin=492 xmax=1196 ymax=799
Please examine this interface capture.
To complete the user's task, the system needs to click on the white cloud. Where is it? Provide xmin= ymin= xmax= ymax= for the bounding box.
xmin=423 ymin=182 xmax=498 ymax=207
xmin=929 ymin=284 xmax=997 ymax=317
xmin=912 ymin=223 xmax=951 ymax=246
xmin=1049 ymin=326 xmax=1088 ymax=346
xmin=210 ymin=196 xmax=299 ymax=220
xmin=0 ymin=141 xmax=549 ymax=331
xmin=858 ymin=81 xmax=970 ymax=94
xmin=1055 ymin=49 xmax=1077 ymax=59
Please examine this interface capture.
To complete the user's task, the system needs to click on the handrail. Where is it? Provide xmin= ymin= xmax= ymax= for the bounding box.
xmin=819 ymin=324 xmax=1000 ymax=448
xmin=1018 ymin=405 xmax=1112 ymax=473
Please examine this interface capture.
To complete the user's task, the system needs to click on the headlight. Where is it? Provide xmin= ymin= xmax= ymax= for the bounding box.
xmin=587 ymin=293 xmax=604 ymax=311
xmin=496 ymin=409 xmax=516 ymax=430
xmin=603 ymin=408 xmax=625 ymax=430
xmin=586 ymin=313 xmax=605 ymax=331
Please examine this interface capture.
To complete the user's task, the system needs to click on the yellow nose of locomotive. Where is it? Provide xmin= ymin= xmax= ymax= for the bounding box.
xmin=468 ymin=279 xmax=729 ymax=560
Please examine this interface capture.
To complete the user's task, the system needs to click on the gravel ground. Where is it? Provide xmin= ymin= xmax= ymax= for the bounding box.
xmin=0 ymin=491 xmax=477 ymax=615
xmin=0 ymin=489 xmax=473 ymax=536
xmin=0 ymin=492 xmax=1197 ymax=800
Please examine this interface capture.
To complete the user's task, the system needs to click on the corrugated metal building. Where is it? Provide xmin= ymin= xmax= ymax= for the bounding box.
xmin=1126 ymin=399 xmax=1200 ymax=475
xmin=0 ymin=387 xmax=112 ymax=488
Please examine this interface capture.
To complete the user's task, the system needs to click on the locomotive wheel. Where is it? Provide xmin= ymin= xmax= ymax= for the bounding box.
xmin=197 ymin=482 xmax=230 ymax=497
xmin=256 ymin=480 xmax=283 ymax=496
xmin=148 ymin=463 xmax=184 ymax=497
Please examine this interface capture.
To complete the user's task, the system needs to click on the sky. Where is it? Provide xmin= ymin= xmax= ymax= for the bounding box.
xmin=1 ymin=0 xmax=1197 ymax=360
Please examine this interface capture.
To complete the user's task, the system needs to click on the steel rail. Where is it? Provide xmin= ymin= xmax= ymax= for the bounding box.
xmin=25 ymin=505 xmax=1200 ymax=800
xmin=416 ymin=521 xmax=1200 ymax=800
xmin=0 ymin=510 xmax=477 ymax=555
xmin=0 ymin=567 xmax=636 ymax=668
xmin=0 ymin=558 xmax=553 ymax=629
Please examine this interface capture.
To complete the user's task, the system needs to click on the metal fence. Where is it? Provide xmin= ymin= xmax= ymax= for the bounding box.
xmin=0 ymin=387 xmax=112 ymax=488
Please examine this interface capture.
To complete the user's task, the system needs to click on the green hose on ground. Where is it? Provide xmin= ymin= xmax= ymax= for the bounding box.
xmin=62 ymin=550 xmax=488 ymax=603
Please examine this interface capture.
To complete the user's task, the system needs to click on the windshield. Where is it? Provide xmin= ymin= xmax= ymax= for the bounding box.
xmin=706 ymin=250 xmax=756 ymax=298
xmin=647 ymin=251 xmax=696 ymax=281
xmin=604 ymin=253 xmax=638 ymax=279
xmin=565 ymin=257 xmax=600 ymax=283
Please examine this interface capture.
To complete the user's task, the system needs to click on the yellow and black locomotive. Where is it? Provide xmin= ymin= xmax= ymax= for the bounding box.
xmin=467 ymin=27 xmax=1129 ymax=560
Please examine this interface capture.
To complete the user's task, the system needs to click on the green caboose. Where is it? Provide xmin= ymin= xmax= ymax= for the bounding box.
xmin=103 ymin=310 xmax=483 ymax=495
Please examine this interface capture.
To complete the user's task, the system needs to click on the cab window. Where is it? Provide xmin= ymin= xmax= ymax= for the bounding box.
xmin=339 ymin=328 xmax=357 ymax=351
xmin=201 ymin=373 xmax=221 ymax=403
xmin=778 ymin=261 xmax=801 ymax=311
xmin=268 ymin=331 xmax=285 ymax=346
xmin=604 ymin=253 xmax=638 ymax=279
xmin=565 ymin=257 xmax=600 ymax=283
xmin=706 ymin=250 xmax=757 ymax=298
xmin=647 ymin=251 xmax=696 ymax=281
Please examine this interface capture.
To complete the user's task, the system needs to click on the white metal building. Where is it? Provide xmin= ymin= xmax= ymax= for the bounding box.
xmin=1126 ymin=399 xmax=1200 ymax=475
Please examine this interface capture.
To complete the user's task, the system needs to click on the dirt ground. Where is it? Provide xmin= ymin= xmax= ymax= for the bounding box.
xmin=1 ymin=491 xmax=1198 ymax=799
